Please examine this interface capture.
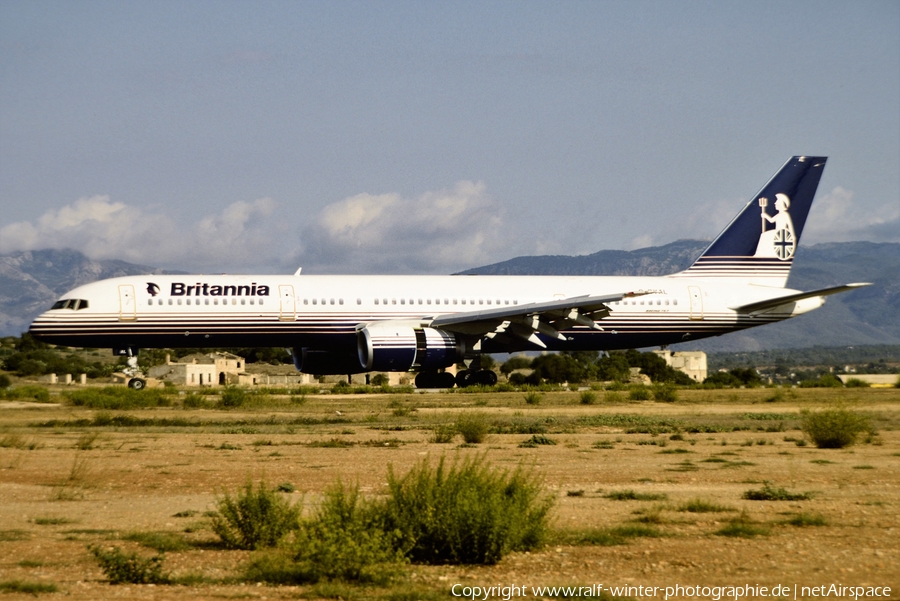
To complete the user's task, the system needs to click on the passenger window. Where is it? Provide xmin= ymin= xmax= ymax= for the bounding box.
xmin=177 ymin=299 xmax=182 ymax=305
xmin=206 ymin=299 xmax=211 ymax=305
xmin=357 ymin=298 xmax=361 ymax=305
xmin=259 ymin=298 xmax=264 ymax=305
xmin=249 ymin=299 xmax=254 ymax=305
xmin=313 ymin=299 xmax=318 ymax=305
xmin=400 ymin=299 xmax=405 ymax=305
xmin=374 ymin=299 xmax=379 ymax=305
xmin=461 ymin=299 xmax=466 ymax=305
xmin=665 ymin=300 xmax=669 ymax=305
xmin=383 ymin=299 xmax=388 ymax=305
xmin=444 ymin=299 xmax=449 ymax=304
xmin=673 ymin=299 xmax=678 ymax=305
xmin=392 ymin=299 xmax=396 ymax=305
xmin=214 ymin=299 xmax=218 ymax=305
xmin=339 ymin=299 xmax=343 ymax=305
xmin=418 ymin=299 xmax=423 ymax=305
xmin=241 ymin=299 xmax=246 ymax=305
xmin=304 ymin=299 xmax=308 ymax=305
xmin=427 ymin=299 xmax=432 ymax=305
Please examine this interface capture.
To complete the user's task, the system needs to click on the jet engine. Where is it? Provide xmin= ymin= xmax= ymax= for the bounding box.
xmin=357 ymin=325 xmax=463 ymax=372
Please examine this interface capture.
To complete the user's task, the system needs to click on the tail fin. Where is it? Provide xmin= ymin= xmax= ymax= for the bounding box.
xmin=675 ymin=156 xmax=827 ymax=287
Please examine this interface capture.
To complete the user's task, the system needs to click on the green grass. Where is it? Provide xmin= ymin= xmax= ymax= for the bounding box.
xmin=604 ymin=490 xmax=667 ymax=501
xmin=677 ymin=499 xmax=737 ymax=513
xmin=32 ymin=517 xmax=76 ymax=525
xmin=782 ymin=512 xmax=828 ymax=527
xmin=0 ymin=580 xmax=58 ymax=595
xmin=715 ymin=512 xmax=770 ymax=538
xmin=122 ymin=531 xmax=190 ymax=552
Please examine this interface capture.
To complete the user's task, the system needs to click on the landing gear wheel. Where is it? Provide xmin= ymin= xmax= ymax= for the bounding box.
xmin=474 ymin=370 xmax=498 ymax=386
xmin=128 ymin=378 xmax=146 ymax=390
xmin=455 ymin=369 xmax=475 ymax=388
xmin=415 ymin=372 xmax=434 ymax=389
xmin=438 ymin=372 xmax=456 ymax=388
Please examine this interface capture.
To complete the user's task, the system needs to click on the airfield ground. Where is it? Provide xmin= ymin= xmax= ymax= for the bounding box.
xmin=0 ymin=386 xmax=898 ymax=600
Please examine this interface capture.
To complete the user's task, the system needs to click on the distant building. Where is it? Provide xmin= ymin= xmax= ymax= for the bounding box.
xmin=652 ymin=350 xmax=708 ymax=382
xmin=148 ymin=352 xmax=244 ymax=386
xmin=836 ymin=374 xmax=898 ymax=387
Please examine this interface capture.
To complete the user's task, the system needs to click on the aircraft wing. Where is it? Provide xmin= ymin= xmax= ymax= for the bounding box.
xmin=730 ymin=283 xmax=871 ymax=314
xmin=427 ymin=291 xmax=646 ymax=349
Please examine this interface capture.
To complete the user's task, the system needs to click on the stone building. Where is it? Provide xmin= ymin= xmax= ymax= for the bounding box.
xmin=148 ymin=352 xmax=244 ymax=386
xmin=652 ymin=350 xmax=708 ymax=382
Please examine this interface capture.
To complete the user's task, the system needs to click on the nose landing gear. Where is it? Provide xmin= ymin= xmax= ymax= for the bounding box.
xmin=115 ymin=346 xmax=147 ymax=390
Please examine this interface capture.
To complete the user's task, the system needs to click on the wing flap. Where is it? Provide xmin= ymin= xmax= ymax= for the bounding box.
xmin=428 ymin=291 xmax=644 ymax=346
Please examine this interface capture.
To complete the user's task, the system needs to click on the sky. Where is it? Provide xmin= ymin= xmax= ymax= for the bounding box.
xmin=1 ymin=0 xmax=898 ymax=275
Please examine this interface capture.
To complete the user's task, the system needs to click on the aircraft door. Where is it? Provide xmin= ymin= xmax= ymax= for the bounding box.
xmin=118 ymin=285 xmax=137 ymax=321
xmin=279 ymin=285 xmax=296 ymax=321
xmin=688 ymin=286 xmax=704 ymax=321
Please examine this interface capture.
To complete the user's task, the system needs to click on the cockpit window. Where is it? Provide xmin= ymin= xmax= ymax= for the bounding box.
xmin=51 ymin=299 xmax=89 ymax=310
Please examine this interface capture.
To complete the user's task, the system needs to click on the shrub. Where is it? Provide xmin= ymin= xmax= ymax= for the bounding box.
xmin=523 ymin=391 xmax=542 ymax=405
xmin=2 ymin=385 xmax=50 ymax=402
xmin=518 ymin=434 xmax=557 ymax=448
xmin=678 ymin=499 xmax=736 ymax=513
xmin=801 ymin=407 xmax=871 ymax=449
xmin=370 ymin=374 xmax=390 ymax=387
xmin=0 ymin=580 xmax=58 ymax=595
xmin=843 ymin=378 xmax=870 ymax=388
xmin=783 ymin=512 xmax=828 ymax=527
xmin=88 ymin=545 xmax=169 ymax=584
xmin=715 ymin=512 xmax=769 ymax=538
xmin=579 ymin=391 xmax=597 ymax=405
xmin=66 ymin=387 xmax=170 ymax=409
xmin=652 ymin=383 xmax=678 ymax=402
xmin=381 ymin=454 xmax=554 ymax=565
xmin=742 ymin=483 xmax=811 ymax=501
xmin=290 ymin=482 xmax=405 ymax=584
xmin=430 ymin=424 xmax=457 ymax=444
xmin=0 ymin=374 xmax=11 ymax=388
xmin=455 ymin=412 xmax=490 ymax=444
xmin=628 ymin=385 xmax=651 ymax=401
xmin=604 ymin=490 xmax=667 ymax=501
xmin=211 ymin=481 xmax=300 ymax=549
xmin=218 ymin=387 xmax=246 ymax=408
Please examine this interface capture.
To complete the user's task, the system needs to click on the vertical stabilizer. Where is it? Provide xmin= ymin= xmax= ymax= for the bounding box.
xmin=674 ymin=156 xmax=827 ymax=287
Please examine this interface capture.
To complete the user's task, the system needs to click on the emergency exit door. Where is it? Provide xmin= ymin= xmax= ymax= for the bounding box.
xmin=118 ymin=285 xmax=137 ymax=321
xmin=279 ymin=285 xmax=296 ymax=321
xmin=688 ymin=286 xmax=704 ymax=321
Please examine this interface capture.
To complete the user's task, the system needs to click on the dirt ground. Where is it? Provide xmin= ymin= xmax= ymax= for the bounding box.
xmin=0 ymin=387 xmax=898 ymax=600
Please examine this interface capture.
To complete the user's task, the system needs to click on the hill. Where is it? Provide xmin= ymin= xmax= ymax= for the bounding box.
xmin=0 ymin=249 xmax=183 ymax=336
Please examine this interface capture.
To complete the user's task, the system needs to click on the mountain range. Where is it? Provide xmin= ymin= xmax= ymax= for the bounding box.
xmin=2 ymin=243 xmax=898 ymax=352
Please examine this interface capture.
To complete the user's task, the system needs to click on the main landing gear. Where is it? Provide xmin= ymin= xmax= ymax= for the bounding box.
xmin=414 ymin=354 xmax=499 ymax=389
xmin=454 ymin=369 xmax=497 ymax=388
xmin=115 ymin=346 xmax=147 ymax=390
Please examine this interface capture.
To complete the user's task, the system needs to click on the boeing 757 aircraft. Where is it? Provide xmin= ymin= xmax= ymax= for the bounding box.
xmin=29 ymin=157 xmax=869 ymax=389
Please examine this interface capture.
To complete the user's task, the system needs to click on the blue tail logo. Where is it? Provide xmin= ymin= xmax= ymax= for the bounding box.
xmin=676 ymin=156 xmax=827 ymax=286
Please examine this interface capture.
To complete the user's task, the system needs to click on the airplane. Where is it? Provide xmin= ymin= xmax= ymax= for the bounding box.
xmin=29 ymin=156 xmax=870 ymax=390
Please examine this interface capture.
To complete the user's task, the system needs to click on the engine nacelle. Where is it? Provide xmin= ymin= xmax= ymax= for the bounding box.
xmin=292 ymin=348 xmax=367 ymax=375
xmin=357 ymin=325 xmax=463 ymax=372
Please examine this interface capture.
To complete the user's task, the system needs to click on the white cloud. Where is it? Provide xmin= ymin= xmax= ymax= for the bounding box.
xmin=0 ymin=195 xmax=285 ymax=272
xmin=804 ymin=186 xmax=900 ymax=243
xmin=295 ymin=181 xmax=518 ymax=273
xmin=0 ymin=183 xmax=525 ymax=274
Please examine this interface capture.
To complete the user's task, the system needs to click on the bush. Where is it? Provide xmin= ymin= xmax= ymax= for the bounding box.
xmin=66 ymin=387 xmax=170 ymax=409
xmin=652 ymin=383 xmax=678 ymax=402
xmin=2 ymin=385 xmax=50 ymax=402
xmin=430 ymin=424 xmax=457 ymax=444
xmin=801 ymin=407 xmax=871 ymax=449
xmin=523 ymin=391 xmax=543 ymax=405
xmin=381 ymin=454 xmax=554 ymax=565
xmin=0 ymin=374 xmax=11 ymax=389
xmin=579 ymin=391 xmax=597 ymax=405
xmin=456 ymin=412 xmax=490 ymax=444
xmin=289 ymin=482 xmax=405 ymax=584
xmin=628 ymin=385 xmax=651 ymax=401
xmin=742 ymin=482 xmax=811 ymax=501
xmin=211 ymin=481 xmax=301 ymax=549
xmin=218 ymin=387 xmax=246 ymax=408
xmin=89 ymin=545 xmax=169 ymax=584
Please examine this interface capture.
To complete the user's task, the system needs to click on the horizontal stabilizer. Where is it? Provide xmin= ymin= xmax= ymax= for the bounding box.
xmin=730 ymin=283 xmax=871 ymax=314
